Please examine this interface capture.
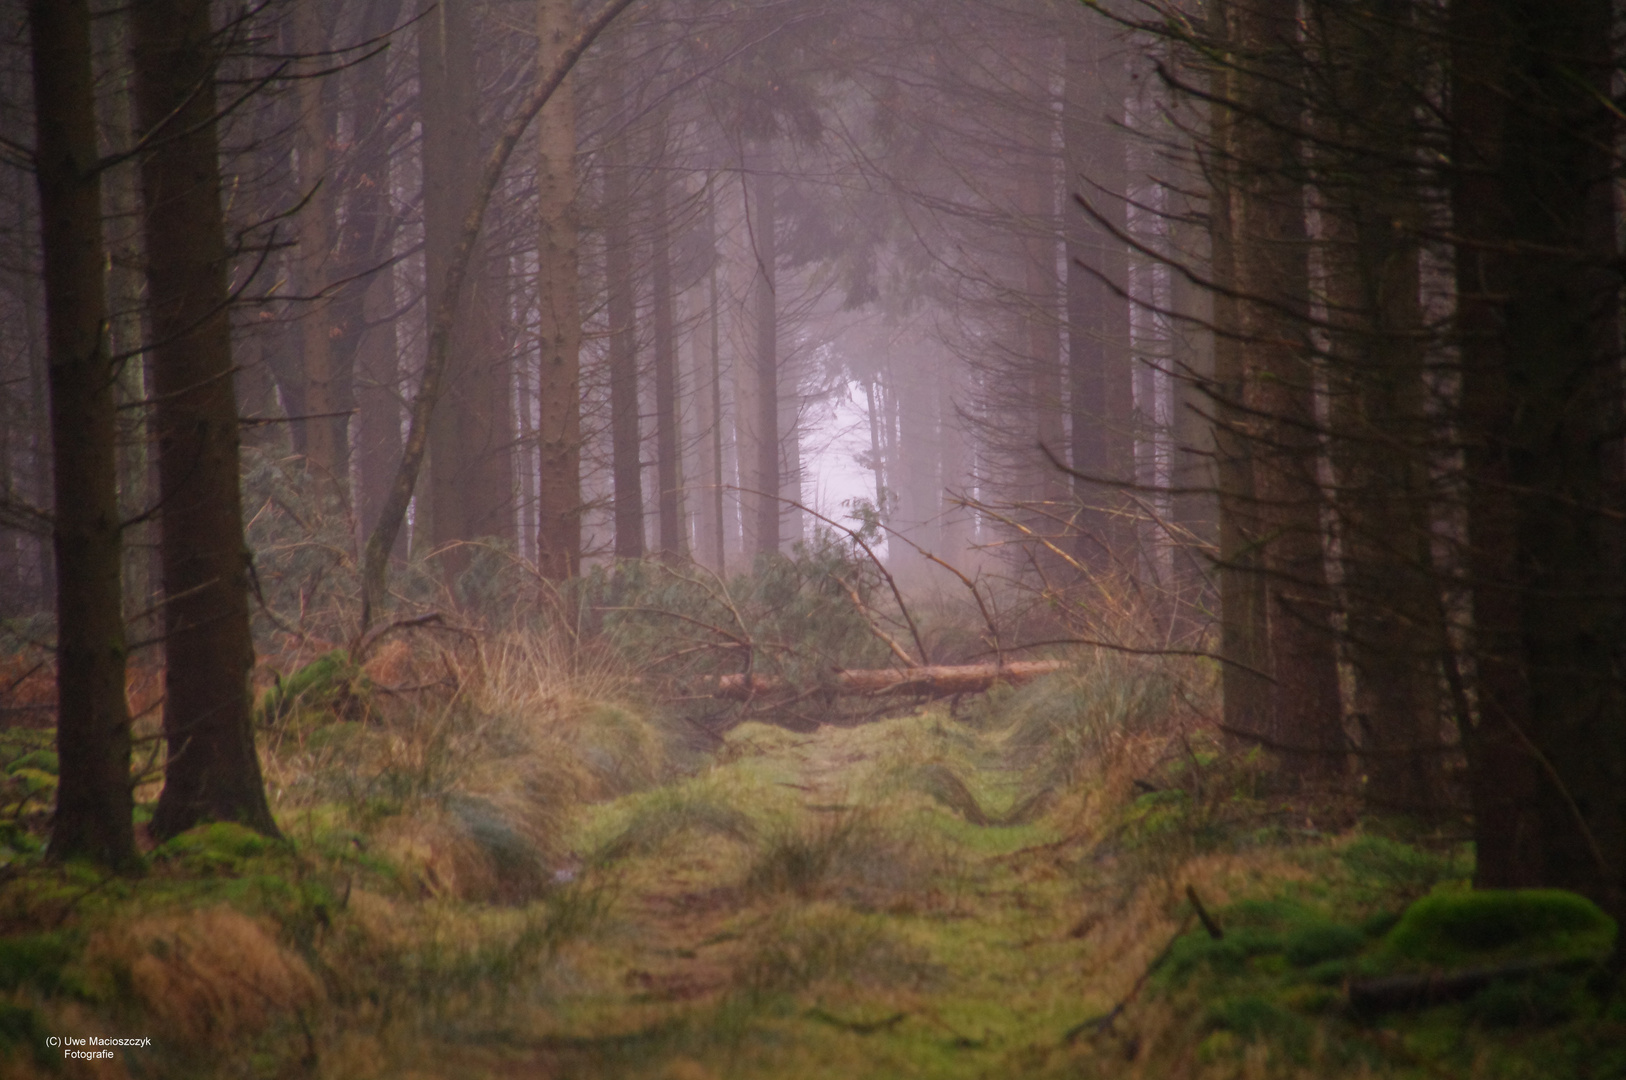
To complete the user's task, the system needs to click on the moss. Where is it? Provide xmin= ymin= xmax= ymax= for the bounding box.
xmin=0 ymin=932 xmax=74 ymax=994
xmin=0 ymin=1002 xmax=51 ymax=1068
xmin=154 ymin=821 xmax=279 ymax=873
xmin=1385 ymin=889 xmax=1616 ymax=966
xmin=898 ymin=762 xmax=990 ymax=825
xmin=5 ymin=749 xmax=57 ymax=776
xmin=574 ymin=703 xmax=665 ymax=795
xmin=1283 ymin=921 xmax=1366 ymax=967
xmin=594 ymin=789 xmax=757 ymax=864
xmin=1203 ymin=993 xmax=1311 ymax=1055
xmin=1339 ymin=835 xmax=1469 ymax=900
xmin=1465 ymin=970 xmax=1590 ymax=1028
xmin=1163 ymin=926 xmax=1289 ymax=983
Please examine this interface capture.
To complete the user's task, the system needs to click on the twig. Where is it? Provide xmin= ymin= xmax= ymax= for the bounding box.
xmin=727 ymin=485 xmax=932 ymax=666
xmin=1186 ymin=885 xmax=1224 ymax=940
xmin=1063 ymin=911 xmax=1195 ymax=1044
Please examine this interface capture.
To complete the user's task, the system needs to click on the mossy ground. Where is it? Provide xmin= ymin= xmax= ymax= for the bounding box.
xmin=4 ymin=672 xmax=1622 ymax=1078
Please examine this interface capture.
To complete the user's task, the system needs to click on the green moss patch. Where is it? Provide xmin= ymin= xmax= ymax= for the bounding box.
xmin=1384 ymin=889 xmax=1616 ymax=967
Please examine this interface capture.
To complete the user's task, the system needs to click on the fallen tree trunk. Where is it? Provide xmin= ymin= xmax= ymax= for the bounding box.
xmin=711 ymin=660 xmax=1067 ymax=701
xmin=1346 ymin=957 xmax=1598 ymax=1015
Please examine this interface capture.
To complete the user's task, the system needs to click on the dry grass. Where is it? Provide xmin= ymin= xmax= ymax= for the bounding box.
xmin=83 ymin=906 xmax=321 ymax=1044
xmin=257 ymin=627 xmax=667 ymax=903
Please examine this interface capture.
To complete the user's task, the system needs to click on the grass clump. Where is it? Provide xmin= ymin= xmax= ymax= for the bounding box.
xmin=745 ymin=810 xmax=939 ymax=911
xmin=593 ymin=784 xmax=759 ymax=864
xmin=258 ymin=648 xmax=373 ymax=727
xmin=985 ymin=651 xmax=1177 ymax=790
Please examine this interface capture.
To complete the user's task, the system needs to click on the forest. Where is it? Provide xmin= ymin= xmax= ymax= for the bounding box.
xmin=0 ymin=0 xmax=1622 ymax=1075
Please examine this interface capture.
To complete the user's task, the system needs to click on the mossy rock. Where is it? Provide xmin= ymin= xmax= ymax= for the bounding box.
xmin=257 ymin=649 xmax=372 ymax=727
xmin=1385 ymin=889 xmax=1616 ymax=967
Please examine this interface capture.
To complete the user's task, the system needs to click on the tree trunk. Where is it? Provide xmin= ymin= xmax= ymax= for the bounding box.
xmin=30 ymin=0 xmax=136 ymax=866
xmin=1168 ymin=199 xmax=1215 ymax=594
xmin=689 ymin=240 xmax=723 ymax=571
xmin=1207 ymin=0 xmax=1273 ymax=754
xmin=421 ymin=0 xmax=514 ymax=584
xmin=605 ymin=68 xmax=644 ymax=560
xmin=1315 ymin=0 xmax=1444 ymax=817
xmin=1064 ymin=20 xmax=1135 ymax=570
xmin=535 ymin=0 xmax=582 ymax=581
xmin=333 ymin=0 xmax=405 ymax=544
xmin=95 ymin=2 xmax=158 ymax=646
xmin=651 ymin=111 xmax=684 ymax=561
xmin=131 ymin=0 xmax=279 ymax=839
xmin=710 ymin=251 xmax=729 ymax=568
xmin=751 ymin=150 xmax=780 ymax=556
xmin=357 ymin=0 xmax=636 ymax=623
xmin=1452 ymin=0 xmax=1624 ymax=923
xmin=713 ymin=660 xmax=1068 ymax=701
xmin=294 ymin=0 xmax=347 ymax=502
xmin=1230 ymin=0 xmax=1345 ymax=782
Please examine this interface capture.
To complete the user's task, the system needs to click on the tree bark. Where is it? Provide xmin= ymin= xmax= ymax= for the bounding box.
xmin=131 ymin=0 xmax=279 ymax=839
xmin=421 ymin=0 xmax=514 ymax=584
xmin=751 ymin=150 xmax=780 ymax=556
xmin=1207 ymin=0 xmax=1274 ymax=755
xmin=713 ymin=660 xmax=1068 ymax=700
xmin=1452 ymin=0 xmax=1624 ymax=924
xmin=651 ymin=109 xmax=684 ymax=561
xmin=358 ymin=0 xmax=637 ymax=624
xmin=1230 ymin=0 xmax=1345 ymax=782
xmin=1315 ymin=0 xmax=1444 ymax=816
xmin=294 ymin=0 xmax=347 ymax=501
xmin=535 ymin=0 xmax=582 ymax=581
xmin=335 ymin=0 xmax=405 ymax=543
xmin=31 ymin=0 xmax=136 ymax=866
xmin=605 ymin=64 xmax=644 ymax=561
xmin=1065 ymin=19 xmax=1135 ymax=570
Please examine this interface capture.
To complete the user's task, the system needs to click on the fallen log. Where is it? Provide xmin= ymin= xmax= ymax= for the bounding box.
xmin=1347 ymin=956 xmax=1600 ymax=1015
xmin=711 ymin=660 xmax=1067 ymax=701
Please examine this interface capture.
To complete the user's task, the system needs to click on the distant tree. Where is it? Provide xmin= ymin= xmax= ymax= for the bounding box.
xmin=131 ymin=0 xmax=279 ymax=838
xmin=649 ymin=99 xmax=686 ymax=563
xmin=29 ymin=0 xmax=136 ymax=866
xmin=535 ymin=0 xmax=584 ymax=581
xmin=420 ymin=0 xmax=516 ymax=583
xmin=602 ymin=59 xmax=646 ymax=561
xmin=1063 ymin=16 xmax=1134 ymax=570
xmin=359 ymin=0 xmax=637 ymax=624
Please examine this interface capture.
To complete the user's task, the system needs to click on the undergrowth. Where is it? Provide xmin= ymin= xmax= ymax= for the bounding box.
xmin=3 ymin=538 xmax=1622 ymax=1078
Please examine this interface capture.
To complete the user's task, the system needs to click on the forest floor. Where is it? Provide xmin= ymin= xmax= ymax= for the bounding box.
xmin=4 ymin=660 xmax=1622 ymax=1079
xmin=327 ymin=703 xmax=1618 ymax=1080
xmin=419 ymin=710 xmax=1122 ymax=1080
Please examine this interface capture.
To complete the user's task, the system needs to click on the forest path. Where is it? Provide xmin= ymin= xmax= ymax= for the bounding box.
xmin=428 ymin=708 xmax=1149 ymax=1080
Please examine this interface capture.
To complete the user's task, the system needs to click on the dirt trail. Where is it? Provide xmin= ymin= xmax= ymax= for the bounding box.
xmin=428 ymin=710 xmax=1137 ymax=1080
